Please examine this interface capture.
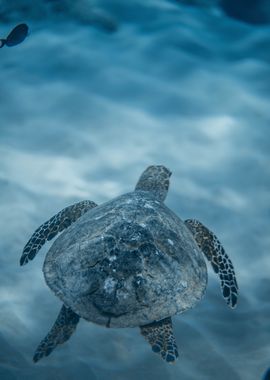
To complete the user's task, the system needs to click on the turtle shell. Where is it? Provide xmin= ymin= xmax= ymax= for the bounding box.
xmin=43 ymin=191 xmax=207 ymax=328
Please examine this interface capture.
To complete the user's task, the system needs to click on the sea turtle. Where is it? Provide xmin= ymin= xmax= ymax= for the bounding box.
xmin=20 ymin=165 xmax=238 ymax=363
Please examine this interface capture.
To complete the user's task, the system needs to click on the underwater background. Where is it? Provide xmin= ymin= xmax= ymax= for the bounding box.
xmin=0 ymin=0 xmax=270 ymax=379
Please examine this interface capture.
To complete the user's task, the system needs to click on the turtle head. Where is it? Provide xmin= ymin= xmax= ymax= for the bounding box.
xmin=135 ymin=165 xmax=172 ymax=202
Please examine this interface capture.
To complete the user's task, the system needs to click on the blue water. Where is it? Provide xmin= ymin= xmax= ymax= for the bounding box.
xmin=0 ymin=1 xmax=270 ymax=379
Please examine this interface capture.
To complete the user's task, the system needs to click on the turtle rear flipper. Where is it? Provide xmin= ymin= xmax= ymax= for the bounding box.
xmin=20 ymin=200 xmax=97 ymax=266
xmin=140 ymin=317 xmax=179 ymax=363
xmin=33 ymin=305 xmax=80 ymax=363
xmin=185 ymin=219 xmax=238 ymax=308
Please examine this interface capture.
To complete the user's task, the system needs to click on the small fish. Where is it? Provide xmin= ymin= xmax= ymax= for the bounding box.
xmin=0 ymin=23 xmax=29 ymax=48
xmin=263 ymin=368 xmax=270 ymax=380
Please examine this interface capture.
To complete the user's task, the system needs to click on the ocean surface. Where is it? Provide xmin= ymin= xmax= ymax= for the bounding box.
xmin=0 ymin=1 xmax=269 ymax=379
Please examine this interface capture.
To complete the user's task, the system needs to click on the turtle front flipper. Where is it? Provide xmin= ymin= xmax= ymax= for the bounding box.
xmin=20 ymin=200 xmax=97 ymax=266
xmin=185 ymin=219 xmax=238 ymax=308
xmin=33 ymin=304 xmax=80 ymax=363
xmin=140 ymin=317 xmax=179 ymax=363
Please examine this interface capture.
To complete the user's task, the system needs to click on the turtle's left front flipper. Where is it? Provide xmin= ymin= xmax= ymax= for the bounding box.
xmin=185 ymin=219 xmax=238 ymax=308
xmin=140 ymin=317 xmax=179 ymax=363
xmin=33 ymin=305 xmax=80 ymax=363
xmin=20 ymin=200 xmax=97 ymax=266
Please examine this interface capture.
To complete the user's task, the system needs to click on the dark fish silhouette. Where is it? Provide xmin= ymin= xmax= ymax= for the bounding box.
xmin=263 ymin=368 xmax=270 ymax=380
xmin=0 ymin=23 xmax=29 ymax=48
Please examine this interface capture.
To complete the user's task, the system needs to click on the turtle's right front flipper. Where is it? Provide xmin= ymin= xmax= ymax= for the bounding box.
xmin=185 ymin=219 xmax=238 ymax=308
xmin=33 ymin=304 xmax=80 ymax=363
xmin=20 ymin=200 xmax=97 ymax=266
